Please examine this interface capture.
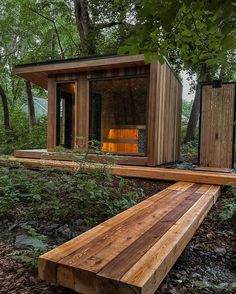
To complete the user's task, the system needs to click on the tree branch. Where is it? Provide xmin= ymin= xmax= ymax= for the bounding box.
xmin=28 ymin=7 xmax=65 ymax=59
xmin=96 ymin=21 xmax=124 ymax=30
xmin=0 ymin=50 xmax=17 ymax=60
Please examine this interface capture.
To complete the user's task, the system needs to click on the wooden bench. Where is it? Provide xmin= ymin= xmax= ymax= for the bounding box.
xmin=39 ymin=181 xmax=220 ymax=294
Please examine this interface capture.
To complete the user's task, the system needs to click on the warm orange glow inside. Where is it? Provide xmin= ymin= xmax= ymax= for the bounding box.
xmin=102 ymin=129 xmax=138 ymax=154
xmin=107 ymin=129 xmax=138 ymax=139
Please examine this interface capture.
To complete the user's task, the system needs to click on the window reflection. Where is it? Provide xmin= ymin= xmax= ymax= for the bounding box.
xmin=89 ymin=77 xmax=148 ymax=156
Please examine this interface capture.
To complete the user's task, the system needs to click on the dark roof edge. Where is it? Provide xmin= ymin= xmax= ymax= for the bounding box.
xmin=15 ymin=53 xmax=182 ymax=85
xmin=15 ymin=53 xmax=118 ymax=68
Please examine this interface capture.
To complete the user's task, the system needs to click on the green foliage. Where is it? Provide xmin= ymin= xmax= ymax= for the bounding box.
xmin=220 ymin=187 xmax=236 ymax=221
xmin=20 ymin=223 xmax=47 ymax=242
xmin=0 ymin=107 xmax=47 ymax=154
xmin=8 ymin=248 xmax=43 ymax=270
xmin=182 ymin=99 xmax=193 ymax=125
xmin=0 ymin=167 xmax=144 ymax=226
xmin=0 ymin=0 xmax=135 ymax=151
xmin=181 ymin=141 xmax=198 ymax=162
xmin=7 ymin=224 xmax=47 ymax=269
xmin=120 ymin=0 xmax=236 ymax=79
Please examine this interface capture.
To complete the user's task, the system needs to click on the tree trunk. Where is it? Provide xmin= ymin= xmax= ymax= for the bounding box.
xmin=184 ymin=63 xmax=210 ymax=143
xmin=184 ymin=84 xmax=201 ymax=143
xmin=25 ymin=81 xmax=36 ymax=127
xmin=0 ymin=84 xmax=10 ymax=129
xmin=73 ymin=0 xmax=96 ymax=55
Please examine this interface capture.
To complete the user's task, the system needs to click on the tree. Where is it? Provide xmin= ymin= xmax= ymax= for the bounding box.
xmin=0 ymin=84 xmax=10 ymax=129
xmin=73 ymin=0 xmax=134 ymax=55
xmin=25 ymin=81 xmax=36 ymax=127
xmin=119 ymin=0 xmax=236 ymax=142
xmin=0 ymin=0 xmax=134 ymax=134
xmin=0 ymin=0 xmax=80 ymax=130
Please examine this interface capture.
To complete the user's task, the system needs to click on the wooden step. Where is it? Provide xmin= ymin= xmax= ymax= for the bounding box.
xmin=38 ymin=182 xmax=221 ymax=294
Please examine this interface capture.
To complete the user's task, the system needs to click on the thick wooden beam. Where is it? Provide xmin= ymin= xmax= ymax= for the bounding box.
xmin=37 ymin=182 xmax=220 ymax=294
xmin=1 ymin=157 xmax=236 ymax=185
xmin=111 ymin=165 xmax=236 ymax=185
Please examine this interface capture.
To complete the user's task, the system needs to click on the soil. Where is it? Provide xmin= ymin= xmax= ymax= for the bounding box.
xmin=0 ymin=181 xmax=235 ymax=294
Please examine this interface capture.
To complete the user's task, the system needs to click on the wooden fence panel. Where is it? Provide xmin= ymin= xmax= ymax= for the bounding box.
xmin=199 ymin=83 xmax=235 ymax=169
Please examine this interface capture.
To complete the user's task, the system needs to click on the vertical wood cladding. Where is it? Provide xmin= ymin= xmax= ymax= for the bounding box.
xmin=47 ymin=60 xmax=182 ymax=166
xmin=147 ymin=61 xmax=182 ymax=166
xmin=200 ymin=84 xmax=235 ymax=169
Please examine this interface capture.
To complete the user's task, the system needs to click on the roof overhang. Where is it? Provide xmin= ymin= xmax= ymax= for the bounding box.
xmin=14 ymin=54 xmax=146 ymax=90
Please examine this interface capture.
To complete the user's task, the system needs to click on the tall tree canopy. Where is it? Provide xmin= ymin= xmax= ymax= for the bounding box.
xmin=0 ymin=0 xmax=133 ymax=129
xmin=0 ymin=0 xmax=235 ymax=140
xmin=120 ymin=0 xmax=236 ymax=141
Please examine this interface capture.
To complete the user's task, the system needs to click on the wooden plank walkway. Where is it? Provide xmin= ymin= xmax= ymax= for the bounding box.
xmin=39 ymin=182 xmax=221 ymax=294
xmin=1 ymin=156 xmax=236 ymax=185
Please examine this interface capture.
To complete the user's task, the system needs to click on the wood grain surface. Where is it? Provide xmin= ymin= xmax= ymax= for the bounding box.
xmin=38 ymin=182 xmax=221 ymax=293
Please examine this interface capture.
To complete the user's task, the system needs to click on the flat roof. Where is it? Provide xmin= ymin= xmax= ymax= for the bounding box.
xmin=15 ymin=53 xmax=119 ymax=68
xmin=14 ymin=54 xmax=146 ymax=89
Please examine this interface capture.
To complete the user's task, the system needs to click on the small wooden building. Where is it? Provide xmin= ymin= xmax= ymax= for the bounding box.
xmin=14 ymin=54 xmax=182 ymax=166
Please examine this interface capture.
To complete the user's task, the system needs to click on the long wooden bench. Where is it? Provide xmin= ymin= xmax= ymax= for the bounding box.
xmin=38 ymin=182 xmax=220 ymax=293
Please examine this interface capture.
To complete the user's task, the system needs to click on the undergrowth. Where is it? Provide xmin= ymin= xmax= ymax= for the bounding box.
xmin=0 ymin=108 xmax=47 ymax=155
xmin=181 ymin=140 xmax=198 ymax=162
xmin=220 ymin=186 xmax=236 ymax=221
xmin=8 ymin=248 xmax=43 ymax=270
xmin=0 ymin=166 xmax=144 ymax=226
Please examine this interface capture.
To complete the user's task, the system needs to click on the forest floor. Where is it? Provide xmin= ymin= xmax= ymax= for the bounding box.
xmin=0 ymin=167 xmax=235 ymax=294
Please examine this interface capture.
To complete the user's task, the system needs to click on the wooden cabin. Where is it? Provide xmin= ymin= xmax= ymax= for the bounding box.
xmin=14 ymin=54 xmax=182 ymax=166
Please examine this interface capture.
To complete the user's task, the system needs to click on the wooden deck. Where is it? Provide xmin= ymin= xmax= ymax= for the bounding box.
xmin=39 ymin=182 xmax=221 ymax=294
xmin=1 ymin=156 xmax=236 ymax=185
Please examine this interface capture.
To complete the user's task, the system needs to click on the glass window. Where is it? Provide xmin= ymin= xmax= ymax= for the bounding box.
xmin=56 ymin=83 xmax=75 ymax=149
xmin=89 ymin=76 xmax=148 ymax=156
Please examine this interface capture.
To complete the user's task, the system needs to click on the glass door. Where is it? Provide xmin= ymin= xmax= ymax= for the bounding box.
xmin=56 ymin=82 xmax=75 ymax=149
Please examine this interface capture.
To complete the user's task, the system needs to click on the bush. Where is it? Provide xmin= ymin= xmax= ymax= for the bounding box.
xmin=181 ymin=141 xmax=198 ymax=162
xmin=220 ymin=186 xmax=236 ymax=221
xmin=0 ymin=167 xmax=144 ymax=226
xmin=0 ymin=107 xmax=47 ymax=155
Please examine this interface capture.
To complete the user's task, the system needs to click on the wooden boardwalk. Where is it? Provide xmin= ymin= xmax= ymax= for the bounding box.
xmin=39 ymin=182 xmax=220 ymax=294
xmin=1 ymin=156 xmax=236 ymax=185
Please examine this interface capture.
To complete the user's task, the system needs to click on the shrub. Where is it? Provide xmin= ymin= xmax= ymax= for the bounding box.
xmin=181 ymin=141 xmax=198 ymax=162
xmin=220 ymin=186 xmax=236 ymax=221
xmin=0 ymin=107 xmax=47 ymax=155
xmin=0 ymin=167 xmax=144 ymax=226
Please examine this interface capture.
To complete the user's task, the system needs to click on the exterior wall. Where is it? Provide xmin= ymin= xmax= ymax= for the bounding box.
xmin=147 ymin=61 xmax=182 ymax=166
xmin=47 ymin=66 xmax=150 ymax=160
xmin=47 ymin=62 xmax=182 ymax=166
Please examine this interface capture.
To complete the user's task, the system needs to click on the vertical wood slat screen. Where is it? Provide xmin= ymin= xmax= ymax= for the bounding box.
xmin=199 ymin=84 xmax=235 ymax=169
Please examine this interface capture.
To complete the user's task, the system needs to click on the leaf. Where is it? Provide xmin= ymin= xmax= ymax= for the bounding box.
xmin=144 ymin=51 xmax=154 ymax=64
xmin=182 ymin=30 xmax=192 ymax=37
xmin=33 ymin=194 xmax=41 ymax=201
xmin=181 ymin=44 xmax=190 ymax=54
xmin=222 ymin=36 xmax=234 ymax=50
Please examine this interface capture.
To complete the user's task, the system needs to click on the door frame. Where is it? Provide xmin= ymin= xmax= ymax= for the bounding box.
xmin=55 ymin=81 xmax=76 ymax=149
